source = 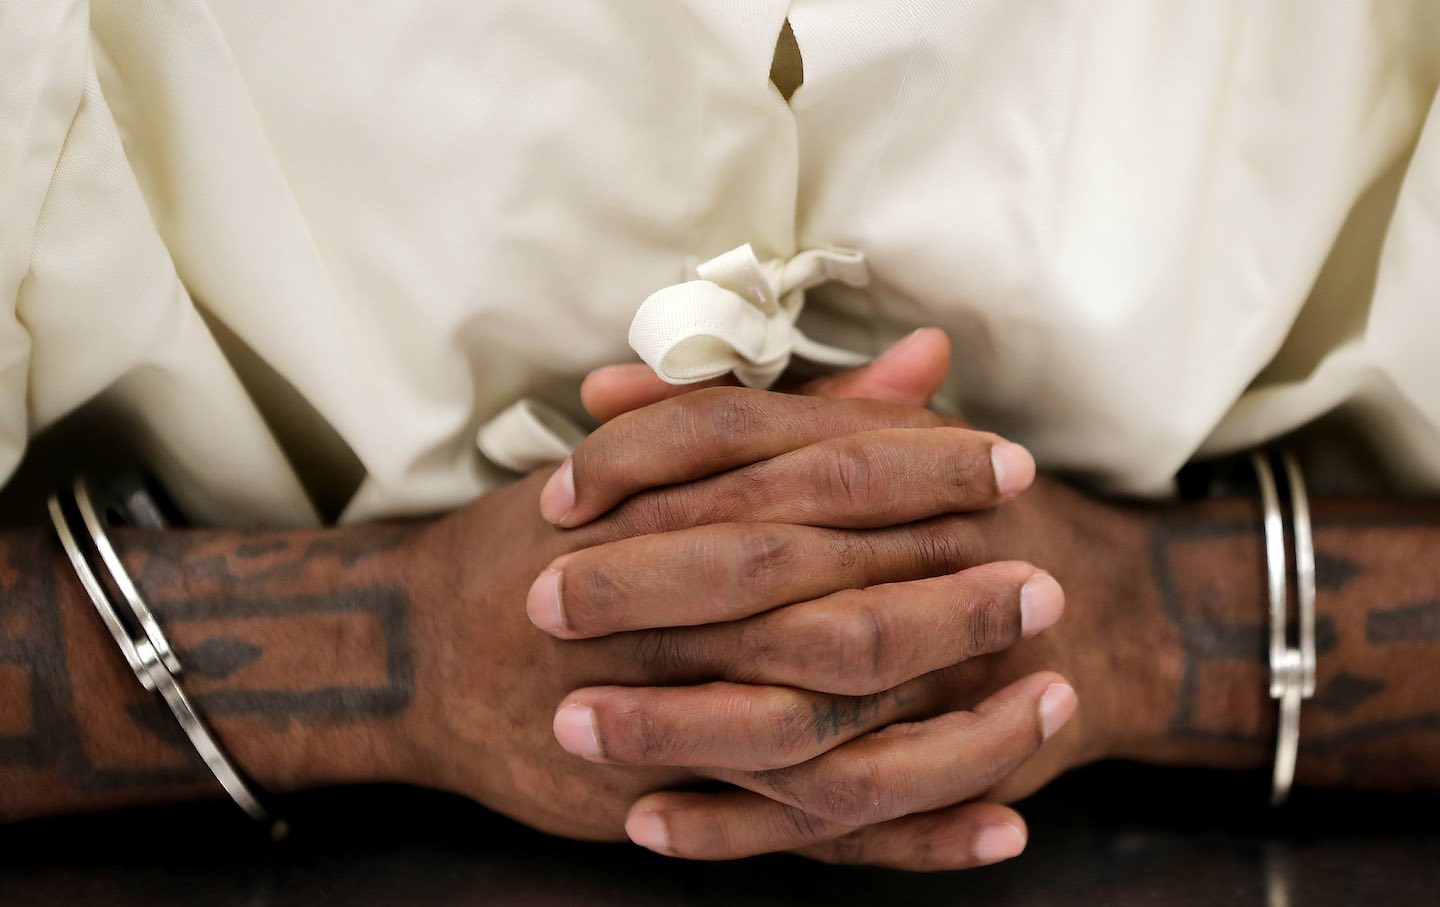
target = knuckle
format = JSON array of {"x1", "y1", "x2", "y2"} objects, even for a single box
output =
[
  {"x1": 729, "y1": 528, "x2": 794, "y2": 599},
  {"x1": 764, "y1": 697, "x2": 822, "y2": 766},
  {"x1": 840, "y1": 595, "x2": 895, "y2": 692},
  {"x1": 686, "y1": 389, "x2": 765, "y2": 453},
  {"x1": 940, "y1": 430, "x2": 996, "y2": 500},
  {"x1": 710, "y1": 462, "x2": 770, "y2": 521},
  {"x1": 722, "y1": 622, "x2": 771, "y2": 684},
  {"x1": 819, "y1": 440, "x2": 884, "y2": 512},
  {"x1": 814, "y1": 758, "x2": 891, "y2": 828},
  {"x1": 796, "y1": 596, "x2": 889, "y2": 695},
  {"x1": 689, "y1": 529, "x2": 784, "y2": 619},
  {"x1": 562, "y1": 562, "x2": 622, "y2": 634},
  {"x1": 829, "y1": 531, "x2": 869, "y2": 570},
  {"x1": 961, "y1": 588, "x2": 1021, "y2": 656},
  {"x1": 568, "y1": 434, "x2": 618, "y2": 503},
  {"x1": 611, "y1": 696, "x2": 671, "y2": 762}
]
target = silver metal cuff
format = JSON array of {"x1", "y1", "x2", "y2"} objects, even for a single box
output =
[
  {"x1": 49, "y1": 477, "x2": 285, "y2": 838},
  {"x1": 1250, "y1": 451, "x2": 1317, "y2": 806}
]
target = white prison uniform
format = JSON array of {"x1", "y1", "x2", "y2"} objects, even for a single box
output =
[{"x1": 3, "y1": 1, "x2": 1438, "y2": 526}]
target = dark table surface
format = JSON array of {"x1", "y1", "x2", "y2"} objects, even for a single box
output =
[{"x1": 2, "y1": 763, "x2": 1436, "y2": 906}]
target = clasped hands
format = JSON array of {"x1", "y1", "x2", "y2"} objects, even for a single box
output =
[{"x1": 409, "y1": 330, "x2": 1104, "y2": 872}]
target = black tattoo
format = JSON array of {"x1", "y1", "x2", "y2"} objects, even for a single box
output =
[
  {"x1": 179, "y1": 637, "x2": 264, "y2": 679},
  {"x1": 123, "y1": 703, "x2": 204, "y2": 760},
  {"x1": 0, "y1": 524, "x2": 416, "y2": 794},
  {"x1": 1310, "y1": 672, "x2": 1385, "y2": 716},
  {"x1": 1150, "y1": 511, "x2": 1440, "y2": 755},
  {"x1": 1149, "y1": 519, "x2": 1335, "y2": 744},
  {"x1": 233, "y1": 541, "x2": 289, "y2": 559},
  {"x1": 152, "y1": 589, "x2": 414, "y2": 730},
  {"x1": 0, "y1": 536, "x2": 198, "y2": 788},
  {"x1": 1314, "y1": 551, "x2": 1362, "y2": 592},
  {"x1": 0, "y1": 538, "x2": 86, "y2": 773},
  {"x1": 134, "y1": 524, "x2": 414, "y2": 591},
  {"x1": 810, "y1": 690, "x2": 911, "y2": 744},
  {"x1": 1367, "y1": 599, "x2": 1440, "y2": 644}
]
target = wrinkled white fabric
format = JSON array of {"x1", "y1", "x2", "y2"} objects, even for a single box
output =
[{"x1": 3, "y1": 1, "x2": 1439, "y2": 527}]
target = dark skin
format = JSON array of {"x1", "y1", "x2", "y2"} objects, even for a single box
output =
[
  {"x1": 6, "y1": 394, "x2": 1071, "y2": 860},
  {"x1": 2, "y1": 339, "x2": 1438, "y2": 870}
]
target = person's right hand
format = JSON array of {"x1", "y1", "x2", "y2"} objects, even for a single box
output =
[{"x1": 390, "y1": 384, "x2": 1077, "y2": 870}]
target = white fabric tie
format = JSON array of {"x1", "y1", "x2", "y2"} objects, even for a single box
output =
[
  {"x1": 628, "y1": 244, "x2": 872, "y2": 388},
  {"x1": 476, "y1": 244, "x2": 873, "y2": 471}
]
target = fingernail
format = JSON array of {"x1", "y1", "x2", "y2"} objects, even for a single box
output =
[
  {"x1": 526, "y1": 569, "x2": 567, "y2": 634},
  {"x1": 876, "y1": 327, "x2": 929, "y2": 363},
  {"x1": 1039, "y1": 682, "x2": 1078, "y2": 741},
  {"x1": 991, "y1": 442, "x2": 1036, "y2": 498},
  {"x1": 626, "y1": 810, "x2": 672, "y2": 854},
  {"x1": 973, "y1": 822, "x2": 1026, "y2": 865},
  {"x1": 540, "y1": 459, "x2": 576, "y2": 524},
  {"x1": 1020, "y1": 571, "x2": 1064, "y2": 637},
  {"x1": 553, "y1": 703, "x2": 602, "y2": 759}
]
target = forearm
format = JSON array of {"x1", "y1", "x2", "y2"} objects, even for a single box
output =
[
  {"x1": 0, "y1": 521, "x2": 420, "y2": 821},
  {"x1": 1114, "y1": 495, "x2": 1440, "y2": 790}
]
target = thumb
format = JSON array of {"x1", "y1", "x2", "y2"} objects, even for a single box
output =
[
  {"x1": 580, "y1": 365, "x2": 734, "y2": 422},
  {"x1": 579, "y1": 327, "x2": 953, "y2": 422},
  {"x1": 800, "y1": 327, "x2": 951, "y2": 404}
]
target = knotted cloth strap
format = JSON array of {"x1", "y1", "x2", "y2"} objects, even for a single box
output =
[
  {"x1": 476, "y1": 244, "x2": 873, "y2": 470},
  {"x1": 628, "y1": 244, "x2": 871, "y2": 388}
]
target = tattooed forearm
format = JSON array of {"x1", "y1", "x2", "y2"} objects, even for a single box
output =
[
  {"x1": 148, "y1": 589, "x2": 414, "y2": 726},
  {"x1": 182, "y1": 637, "x2": 263, "y2": 679},
  {"x1": 0, "y1": 521, "x2": 419, "y2": 820},
  {"x1": 1147, "y1": 500, "x2": 1440, "y2": 789},
  {"x1": 1367, "y1": 599, "x2": 1440, "y2": 644},
  {"x1": 0, "y1": 534, "x2": 89, "y2": 776}
]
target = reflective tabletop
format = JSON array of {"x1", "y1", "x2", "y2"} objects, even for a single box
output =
[{"x1": 2, "y1": 763, "x2": 1435, "y2": 906}]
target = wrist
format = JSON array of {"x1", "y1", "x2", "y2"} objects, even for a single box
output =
[
  {"x1": 1097, "y1": 498, "x2": 1274, "y2": 770},
  {"x1": 391, "y1": 508, "x2": 527, "y2": 807},
  {"x1": 115, "y1": 523, "x2": 427, "y2": 795}
]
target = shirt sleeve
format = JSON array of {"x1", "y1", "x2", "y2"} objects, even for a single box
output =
[
  {"x1": 1200, "y1": 76, "x2": 1440, "y2": 495},
  {"x1": 0, "y1": 0, "x2": 317, "y2": 525}
]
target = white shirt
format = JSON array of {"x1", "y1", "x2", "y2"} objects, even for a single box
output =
[{"x1": 5, "y1": 1, "x2": 1439, "y2": 526}]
